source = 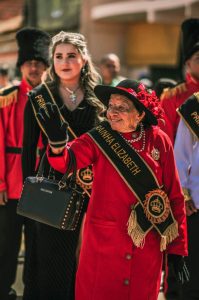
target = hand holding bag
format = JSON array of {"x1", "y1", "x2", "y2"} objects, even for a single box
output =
[{"x1": 17, "y1": 148, "x2": 85, "y2": 230}]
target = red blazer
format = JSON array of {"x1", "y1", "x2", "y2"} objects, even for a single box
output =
[
  {"x1": 0, "y1": 79, "x2": 32, "y2": 199},
  {"x1": 160, "y1": 73, "x2": 199, "y2": 144}
]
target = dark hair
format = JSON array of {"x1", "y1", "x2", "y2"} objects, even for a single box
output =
[
  {"x1": 154, "y1": 78, "x2": 177, "y2": 98},
  {"x1": 0, "y1": 66, "x2": 9, "y2": 76}
]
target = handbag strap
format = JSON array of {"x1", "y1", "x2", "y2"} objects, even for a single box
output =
[
  {"x1": 37, "y1": 148, "x2": 77, "y2": 189},
  {"x1": 58, "y1": 148, "x2": 77, "y2": 187}
]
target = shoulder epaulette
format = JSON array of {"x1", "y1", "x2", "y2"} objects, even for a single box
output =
[
  {"x1": 160, "y1": 82, "x2": 187, "y2": 101},
  {"x1": 0, "y1": 85, "x2": 19, "y2": 108}
]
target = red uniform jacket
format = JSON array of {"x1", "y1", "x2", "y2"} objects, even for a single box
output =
[
  {"x1": 0, "y1": 79, "x2": 32, "y2": 199},
  {"x1": 48, "y1": 126, "x2": 187, "y2": 300},
  {"x1": 160, "y1": 73, "x2": 199, "y2": 144}
]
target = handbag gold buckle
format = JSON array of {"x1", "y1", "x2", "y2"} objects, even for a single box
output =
[
  {"x1": 36, "y1": 176, "x2": 44, "y2": 183},
  {"x1": 58, "y1": 181, "x2": 67, "y2": 190}
]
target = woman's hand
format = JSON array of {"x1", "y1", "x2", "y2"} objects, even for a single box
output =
[{"x1": 36, "y1": 103, "x2": 68, "y2": 148}]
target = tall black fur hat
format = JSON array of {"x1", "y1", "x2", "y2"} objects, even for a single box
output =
[
  {"x1": 16, "y1": 27, "x2": 51, "y2": 67},
  {"x1": 181, "y1": 18, "x2": 199, "y2": 61}
]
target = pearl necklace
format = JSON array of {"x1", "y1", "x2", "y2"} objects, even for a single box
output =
[
  {"x1": 64, "y1": 85, "x2": 80, "y2": 104},
  {"x1": 129, "y1": 122, "x2": 144, "y2": 142},
  {"x1": 119, "y1": 124, "x2": 146, "y2": 153}
]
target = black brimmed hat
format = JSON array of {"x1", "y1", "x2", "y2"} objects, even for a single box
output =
[
  {"x1": 94, "y1": 79, "x2": 159, "y2": 125},
  {"x1": 181, "y1": 18, "x2": 199, "y2": 61},
  {"x1": 16, "y1": 27, "x2": 50, "y2": 67}
]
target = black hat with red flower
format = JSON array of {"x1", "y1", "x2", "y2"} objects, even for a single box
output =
[{"x1": 94, "y1": 79, "x2": 164, "y2": 126}]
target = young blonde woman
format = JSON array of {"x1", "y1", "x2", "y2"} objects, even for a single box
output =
[{"x1": 22, "y1": 31, "x2": 104, "y2": 300}]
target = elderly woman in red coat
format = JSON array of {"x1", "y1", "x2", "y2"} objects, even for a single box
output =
[{"x1": 37, "y1": 79, "x2": 188, "y2": 300}]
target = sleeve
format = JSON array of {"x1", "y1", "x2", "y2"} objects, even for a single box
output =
[
  {"x1": 22, "y1": 100, "x2": 41, "y2": 180},
  {"x1": 0, "y1": 86, "x2": 18, "y2": 190},
  {"x1": 47, "y1": 134, "x2": 98, "y2": 173},
  {"x1": 0, "y1": 110, "x2": 7, "y2": 191},
  {"x1": 159, "y1": 132, "x2": 187, "y2": 256},
  {"x1": 160, "y1": 95, "x2": 177, "y2": 145},
  {"x1": 174, "y1": 120, "x2": 193, "y2": 190}
]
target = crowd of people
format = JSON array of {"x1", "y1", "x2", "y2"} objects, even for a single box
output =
[{"x1": 0, "y1": 17, "x2": 198, "y2": 300}]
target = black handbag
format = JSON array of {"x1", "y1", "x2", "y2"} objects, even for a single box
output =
[{"x1": 17, "y1": 148, "x2": 85, "y2": 230}]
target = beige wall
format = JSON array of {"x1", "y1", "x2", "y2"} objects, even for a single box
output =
[
  {"x1": 80, "y1": 0, "x2": 199, "y2": 77},
  {"x1": 80, "y1": 0, "x2": 127, "y2": 75},
  {"x1": 126, "y1": 23, "x2": 180, "y2": 66}
]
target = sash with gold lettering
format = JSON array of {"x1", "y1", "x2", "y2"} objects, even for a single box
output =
[
  {"x1": 88, "y1": 121, "x2": 178, "y2": 251},
  {"x1": 29, "y1": 81, "x2": 93, "y2": 195},
  {"x1": 177, "y1": 92, "x2": 199, "y2": 139}
]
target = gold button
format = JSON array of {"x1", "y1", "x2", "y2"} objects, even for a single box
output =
[
  {"x1": 124, "y1": 279, "x2": 130, "y2": 285},
  {"x1": 125, "y1": 254, "x2": 132, "y2": 260}
]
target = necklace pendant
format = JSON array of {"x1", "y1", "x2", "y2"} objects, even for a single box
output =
[
  {"x1": 132, "y1": 133, "x2": 137, "y2": 138},
  {"x1": 70, "y1": 93, "x2": 76, "y2": 104}
]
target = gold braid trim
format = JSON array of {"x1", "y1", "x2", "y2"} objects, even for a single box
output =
[
  {"x1": 160, "y1": 83, "x2": 187, "y2": 100},
  {"x1": 0, "y1": 89, "x2": 18, "y2": 108},
  {"x1": 194, "y1": 92, "x2": 199, "y2": 102},
  {"x1": 160, "y1": 222, "x2": 179, "y2": 252}
]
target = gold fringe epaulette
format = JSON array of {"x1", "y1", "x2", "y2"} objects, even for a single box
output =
[
  {"x1": 0, "y1": 85, "x2": 19, "y2": 108},
  {"x1": 160, "y1": 82, "x2": 187, "y2": 101}
]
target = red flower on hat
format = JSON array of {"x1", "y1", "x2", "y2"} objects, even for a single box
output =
[{"x1": 137, "y1": 83, "x2": 165, "y2": 122}]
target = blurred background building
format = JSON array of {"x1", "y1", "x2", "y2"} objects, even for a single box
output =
[{"x1": 0, "y1": 0, "x2": 199, "y2": 82}]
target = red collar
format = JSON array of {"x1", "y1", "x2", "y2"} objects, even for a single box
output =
[
  {"x1": 20, "y1": 78, "x2": 34, "y2": 94},
  {"x1": 186, "y1": 72, "x2": 199, "y2": 86}
]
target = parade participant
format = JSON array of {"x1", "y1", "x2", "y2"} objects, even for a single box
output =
[
  {"x1": 40, "y1": 79, "x2": 188, "y2": 300},
  {"x1": 0, "y1": 65, "x2": 12, "y2": 88},
  {"x1": 0, "y1": 28, "x2": 50, "y2": 300},
  {"x1": 154, "y1": 77, "x2": 184, "y2": 300},
  {"x1": 22, "y1": 31, "x2": 104, "y2": 299},
  {"x1": 174, "y1": 93, "x2": 199, "y2": 300},
  {"x1": 160, "y1": 18, "x2": 199, "y2": 144},
  {"x1": 99, "y1": 52, "x2": 125, "y2": 86}
]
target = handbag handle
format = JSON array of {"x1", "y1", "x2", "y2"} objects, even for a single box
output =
[
  {"x1": 36, "y1": 148, "x2": 77, "y2": 190},
  {"x1": 58, "y1": 148, "x2": 77, "y2": 189}
]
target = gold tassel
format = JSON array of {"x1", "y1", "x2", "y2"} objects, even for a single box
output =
[
  {"x1": 160, "y1": 235, "x2": 167, "y2": 252},
  {"x1": 127, "y1": 207, "x2": 146, "y2": 248},
  {"x1": 160, "y1": 222, "x2": 179, "y2": 252},
  {"x1": 127, "y1": 206, "x2": 137, "y2": 232},
  {"x1": 0, "y1": 91, "x2": 17, "y2": 108}
]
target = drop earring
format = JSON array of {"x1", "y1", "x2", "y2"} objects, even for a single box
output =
[{"x1": 81, "y1": 66, "x2": 86, "y2": 75}]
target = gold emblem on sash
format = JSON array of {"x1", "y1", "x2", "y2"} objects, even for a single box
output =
[
  {"x1": 151, "y1": 148, "x2": 160, "y2": 161},
  {"x1": 76, "y1": 166, "x2": 93, "y2": 190},
  {"x1": 143, "y1": 189, "x2": 170, "y2": 224}
]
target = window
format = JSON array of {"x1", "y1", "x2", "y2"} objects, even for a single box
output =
[{"x1": 37, "y1": 0, "x2": 81, "y2": 31}]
